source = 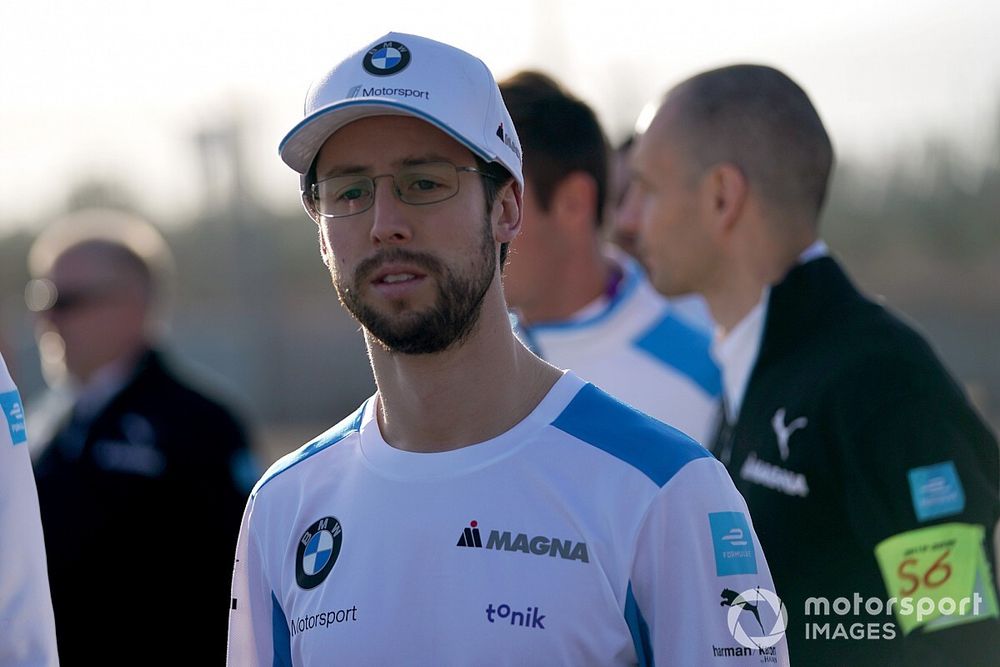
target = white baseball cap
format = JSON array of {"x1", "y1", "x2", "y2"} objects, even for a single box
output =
[{"x1": 279, "y1": 32, "x2": 523, "y2": 189}]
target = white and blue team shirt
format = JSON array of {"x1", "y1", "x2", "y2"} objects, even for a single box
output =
[
  {"x1": 228, "y1": 372, "x2": 787, "y2": 666},
  {"x1": 513, "y1": 253, "x2": 721, "y2": 444},
  {"x1": 0, "y1": 353, "x2": 59, "y2": 667}
]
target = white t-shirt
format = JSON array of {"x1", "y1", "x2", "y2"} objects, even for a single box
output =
[
  {"x1": 514, "y1": 255, "x2": 721, "y2": 444},
  {"x1": 228, "y1": 373, "x2": 786, "y2": 666},
  {"x1": 0, "y1": 353, "x2": 59, "y2": 667}
]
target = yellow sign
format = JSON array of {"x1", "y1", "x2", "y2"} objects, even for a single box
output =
[{"x1": 875, "y1": 523, "x2": 998, "y2": 635}]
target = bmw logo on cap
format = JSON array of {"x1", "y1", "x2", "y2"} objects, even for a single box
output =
[
  {"x1": 363, "y1": 40, "x2": 411, "y2": 76},
  {"x1": 295, "y1": 516, "x2": 343, "y2": 589}
]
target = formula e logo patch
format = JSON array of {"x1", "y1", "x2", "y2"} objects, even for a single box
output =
[
  {"x1": 296, "y1": 516, "x2": 343, "y2": 589},
  {"x1": 708, "y1": 512, "x2": 757, "y2": 576},
  {"x1": 363, "y1": 41, "x2": 411, "y2": 76},
  {"x1": 0, "y1": 390, "x2": 27, "y2": 445}
]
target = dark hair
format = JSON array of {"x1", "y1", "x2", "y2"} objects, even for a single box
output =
[
  {"x1": 499, "y1": 71, "x2": 608, "y2": 227},
  {"x1": 669, "y1": 64, "x2": 834, "y2": 219}
]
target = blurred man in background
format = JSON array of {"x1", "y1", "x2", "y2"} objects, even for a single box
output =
[
  {"x1": 26, "y1": 208, "x2": 257, "y2": 665},
  {"x1": 499, "y1": 71, "x2": 720, "y2": 443},
  {"x1": 1, "y1": 349, "x2": 58, "y2": 666},
  {"x1": 608, "y1": 135, "x2": 643, "y2": 262},
  {"x1": 620, "y1": 63, "x2": 1000, "y2": 665}
]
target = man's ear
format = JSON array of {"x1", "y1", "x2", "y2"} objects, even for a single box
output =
[
  {"x1": 551, "y1": 171, "x2": 598, "y2": 233},
  {"x1": 704, "y1": 162, "x2": 748, "y2": 234},
  {"x1": 493, "y1": 180, "x2": 523, "y2": 244}
]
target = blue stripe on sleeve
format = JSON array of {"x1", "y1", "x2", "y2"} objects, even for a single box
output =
[
  {"x1": 634, "y1": 313, "x2": 721, "y2": 396},
  {"x1": 551, "y1": 384, "x2": 711, "y2": 487},
  {"x1": 625, "y1": 582, "x2": 653, "y2": 667},
  {"x1": 271, "y1": 592, "x2": 293, "y2": 667},
  {"x1": 255, "y1": 401, "x2": 367, "y2": 494}
]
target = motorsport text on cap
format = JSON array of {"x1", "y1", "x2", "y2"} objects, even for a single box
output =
[{"x1": 279, "y1": 32, "x2": 523, "y2": 189}]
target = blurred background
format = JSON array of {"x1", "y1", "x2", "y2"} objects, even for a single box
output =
[{"x1": 2, "y1": 0, "x2": 998, "y2": 466}]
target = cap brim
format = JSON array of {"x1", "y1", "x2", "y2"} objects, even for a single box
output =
[{"x1": 279, "y1": 100, "x2": 494, "y2": 175}]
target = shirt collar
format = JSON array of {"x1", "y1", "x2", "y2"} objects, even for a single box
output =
[
  {"x1": 799, "y1": 239, "x2": 829, "y2": 264},
  {"x1": 712, "y1": 290, "x2": 769, "y2": 422}
]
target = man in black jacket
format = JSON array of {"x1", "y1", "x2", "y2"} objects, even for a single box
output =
[
  {"x1": 619, "y1": 65, "x2": 999, "y2": 664},
  {"x1": 27, "y1": 209, "x2": 257, "y2": 665}
]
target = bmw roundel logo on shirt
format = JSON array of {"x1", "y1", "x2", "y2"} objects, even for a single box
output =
[
  {"x1": 296, "y1": 516, "x2": 343, "y2": 589},
  {"x1": 363, "y1": 41, "x2": 411, "y2": 76}
]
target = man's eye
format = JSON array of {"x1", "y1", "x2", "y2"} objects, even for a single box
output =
[
  {"x1": 335, "y1": 183, "x2": 371, "y2": 201},
  {"x1": 340, "y1": 187, "x2": 366, "y2": 201},
  {"x1": 409, "y1": 178, "x2": 445, "y2": 192}
]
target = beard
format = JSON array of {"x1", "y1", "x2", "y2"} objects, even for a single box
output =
[{"x1": 334, "y1": 218, "x2": 496, "y2": 355}]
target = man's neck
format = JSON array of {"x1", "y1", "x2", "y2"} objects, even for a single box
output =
[
  {"x1": 369, "y1": 289, "x2": 561, "y2": 453},
  {"x1": 708, "y1": 229, "x2": 819, "y2": 334},
  {"x1": 519, "y1": 242, "x2": 610, "y2": 325},
  {"x1": 705, "y1": 272, "x2": 768, "y2": 336}
]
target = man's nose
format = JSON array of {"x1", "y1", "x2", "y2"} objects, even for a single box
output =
[
  {"x1": 615, "y1": 184, "x2": 641, "y2": 235},
  {"x1": 369, "y1": 177, "x2": 413, "y2": 246}
]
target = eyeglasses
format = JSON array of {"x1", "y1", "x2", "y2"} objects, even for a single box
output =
[
  {"x1": 305, "y1": 161, "x2": 496, "y2": 219},
  {"x1": 24, "y1": 278, "x2": 121, "y2": 314}
]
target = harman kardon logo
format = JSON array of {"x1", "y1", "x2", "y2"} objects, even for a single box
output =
[{"x1": 456, "y1": 520, "x2": 589, "y2": 562}]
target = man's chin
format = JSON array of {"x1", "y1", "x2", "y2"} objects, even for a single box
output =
[
  {"x1": 365, "y1": 325, "x2": 459, "y2": 356},
  {"x1": 649, "y1": 272, "x2": 685, "y2": 299},
  {"x1": 353, "y1": 307, "x2": 446, "y2": 354}
]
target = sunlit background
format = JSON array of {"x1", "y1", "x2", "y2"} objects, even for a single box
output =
[{"x1": 2, "y1": 0, "x2": 998, "y2": 463}]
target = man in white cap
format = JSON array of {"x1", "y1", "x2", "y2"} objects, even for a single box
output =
[{"x1": 227, "y1": 33, "x2": 786, "y2": 666}]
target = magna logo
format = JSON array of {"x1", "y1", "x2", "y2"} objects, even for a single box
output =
[{"x1": 456, "y1": 520, "x2": 589, "y2": 563}]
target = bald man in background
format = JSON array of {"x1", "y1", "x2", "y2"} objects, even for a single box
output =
[
  {"x1": 620, "y1": 64, "x2": 1000, "y2": 665},
  {"x1": 27, "y1": 209, "x2": 257, "y2": 665}
]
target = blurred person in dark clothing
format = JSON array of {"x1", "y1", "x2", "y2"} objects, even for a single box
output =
[
  {"x1": 619, "y1": 63, "x2": 1000, "y2": 665},
  {"x1": 26, "y1": 208, "x2": 258, "y2": 666}
]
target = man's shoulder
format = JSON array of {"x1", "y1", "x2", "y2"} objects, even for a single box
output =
[
  {"x1": 252, "y1": 402, "x2": 367, "y2": 497},
  {"x1": 770, "y1": 259, "x2": 943, "y2": 372},
  {"x1": 564, "y1": 256, "x2": 720, "y2": 397},
  {"x1": 550, "y1": 382, "x2": 713, "y2": 487},
  {"x1": 124, "y1": 350, "x2": 247, "y2": 426},
  {"x1": 820, "y1": 296, "x2": 944, "y2": 380},
  {"x1": 626, "y1": 288, "x2": 720, "y2": 398}
]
